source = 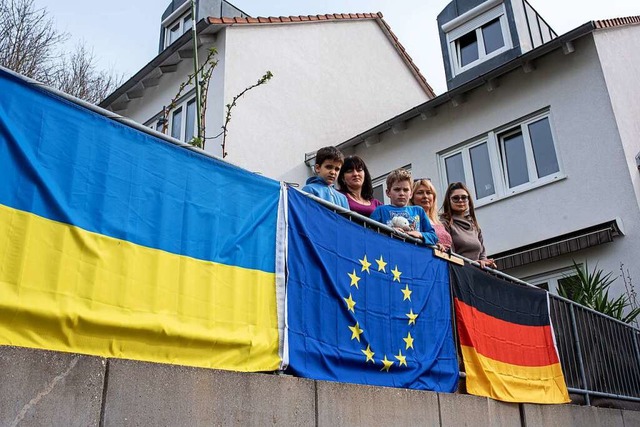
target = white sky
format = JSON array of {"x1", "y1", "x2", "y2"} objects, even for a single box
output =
[{"x1": 42, "y1": 0, "x2": 638, "y2": 94}]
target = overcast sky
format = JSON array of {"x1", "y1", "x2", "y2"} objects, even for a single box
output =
[{"x1": 43, "y1": 0, "x2": 638, "y2": 94}]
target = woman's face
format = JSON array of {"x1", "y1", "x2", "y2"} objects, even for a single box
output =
[
  {"x1": 343, "y1": 167, "x2": 365, "y2": 190},
  {"x1": 449, "y1": 188, "x2": 469, "y2": 214},
  {"x1": 413, "y1": 185, "x2": 434, "y2": 211}
]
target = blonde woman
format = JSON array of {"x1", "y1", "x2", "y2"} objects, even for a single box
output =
[{"x1": 411, "y1": 178, "x2": 452, "y2": 251}]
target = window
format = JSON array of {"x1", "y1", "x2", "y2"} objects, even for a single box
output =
[
  {"x1": 164, "y1": 12, "x2": 193, "y2": 48},
  {"x1": 372, "y1": 165, "x2": 412, "y2": 204},
  {"x1": 524, "y1": 266, "x2": 581, "y2": 296},
  {"x1": 439, "y1": 112, "x2": 563, "y2": 205},
  {"x1": 168, "y1": 97, "x2": 197, "y2": 142},
  {"x1": 446, "y1": 4, "x2": 511, "y2": 76}
]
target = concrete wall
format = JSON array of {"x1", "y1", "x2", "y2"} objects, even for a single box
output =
[{"x1": 2, "y1": 345, "x2": 638, "y2": 426}]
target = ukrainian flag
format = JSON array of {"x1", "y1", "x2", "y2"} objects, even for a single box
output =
[{"x1": 0, "y1": 68, "x2": 283, "y2": 371}]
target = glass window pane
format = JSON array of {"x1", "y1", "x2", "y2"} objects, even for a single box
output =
[
  {"x1": 155, "y1": 121, "x2": 163, "y2": 132},
  {"x1": 502, "y1": 130, "x2": 529, "y2": 188},
  {"x1": 185, "y1": 99, "x2": 196, "y2": 142},
  {"x1": 445, "y1": 153, "x2": 466, "y2": 186},
  {"x1": 458, "y1": 31, "x2": 479, "y2": 67},
  {"x1": 372, "y1": 184, "x2": 385, "y2": 204},
  {"x1": 482, "y1": 18, "x2": 505, "y2": 54},
  {"x1": 183, "y1": 14, "x2": 192, "y2": 33},
  {"x1": 169, "y1": 23, "x2": 181, "y2": 45},
  {"x1": 171, "y1": 107, "x2": 182, "y2": 140},
  {"x1": 469, "y1": 142, "x2": 495, "y2": 199},
  {"x1": 529, "y1": 117, "x2": 559, "y2": 178}
]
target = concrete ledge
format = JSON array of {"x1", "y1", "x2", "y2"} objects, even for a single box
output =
[
  {"x1": 102, "y1": 359, "x2": 316, "y2": 426},
  {"x1": 316, "y1": 380, "x2": 440, "y2": 426},
  {"x1": 438, "y1": 392, "x2": 520, "y2": 426},
  {"x1": 522, "y1": 403, "x2": 624, "y2": 425},
  {"x1": 0, "y1": 345, "x2": 105, "y2": 427}
]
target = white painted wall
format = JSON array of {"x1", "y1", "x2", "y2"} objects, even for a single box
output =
[
  {"x1": 594, "y1": 25, "x2": 640, "y2": 213},
  {"x1": 221, "y1": 20, "x2": 430, "y2": 183},
  {"x1": 347, "y1": 32, "x2": 640, "y2": 297}
]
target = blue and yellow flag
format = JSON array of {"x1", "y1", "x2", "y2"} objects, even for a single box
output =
[
  {"x1": 0, "y1": 68, "x2": 283, "y2": 371},
  {"x1": 285, "y1": 189, "x2": 459, "y2": 391}
]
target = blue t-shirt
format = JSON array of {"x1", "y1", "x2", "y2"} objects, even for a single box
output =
[{"x1": 370, "y1": 205, "x2": 438, "y2": 245}]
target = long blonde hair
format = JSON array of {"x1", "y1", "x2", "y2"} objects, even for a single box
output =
[{"x1": 410, "y1": 179, "x2": 440, "y2": 224}]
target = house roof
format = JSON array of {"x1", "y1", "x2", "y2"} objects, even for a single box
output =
[
  {"x1": 313, "y1": 15, "x2": 640, "y2": 163},
  {"x1": 100, "y1": 12, "x2": 435, "y2": 109}
]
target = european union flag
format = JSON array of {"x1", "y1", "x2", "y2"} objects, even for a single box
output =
[{"x1": 286, "y1": 189, "x2": 459, "y2": 391}]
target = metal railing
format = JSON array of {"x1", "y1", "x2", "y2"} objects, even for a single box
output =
[{"x1": 301, "y1": 188, "x2": 640, "y2": 405}]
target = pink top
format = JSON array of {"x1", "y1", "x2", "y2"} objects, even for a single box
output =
[
  {"x1": 433, "y1": 223, "x2": 453, "y2": 249},
  {"x1": 342, "y1": 193, "x2": 383, "y2": 217}
]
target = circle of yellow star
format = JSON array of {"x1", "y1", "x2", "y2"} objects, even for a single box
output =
[
  {"x1": 380, "y1": 355, "x2": 394, "y2": 372},
  {"x1": 406, "y1": 309, "x2": 418, "y2": 325},
  {"x1": 403, "y1": 332, "x2": 414, "y2": 350},
  {"x1": 343, "y1": 294, "x2": 356, "y2": 312},
  {"x1": 362, "y1": 344, "x2": 375, "y2": 363},
  {"x1": 359, "y1": 255, "x2": 372, "y2": 274},
  {"x1": 395, "y1": 349, "x2": 407, "y2": 367},
  {"x1": 375, "y1": 256, "x2": 387, "y2": 272},
  {"x1": 349, "y1": 322, "x2": 364, "y2": 341},
  {"x1": 391, "y1": 265, "x2": 402, "y2": 282},
  {"x1": 401, "y1": 284, "x2": 412, "y2": 301},
  {"x1": 347, "y1": 270, "x2": 361, "y2": 289}
]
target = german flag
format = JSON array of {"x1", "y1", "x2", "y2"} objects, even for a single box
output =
[{"x1": 450, "y1": 264, "x2": 570, "y2": 404}]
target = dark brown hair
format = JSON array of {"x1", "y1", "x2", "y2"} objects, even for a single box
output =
[
  {"x1": 441, "y1": 182, "x2": 480, "y2": 231},
  {"x1": 315, "y1": 146, "x2": 344, "y2": 167},
  {"x1": 337, "y1": 155, "x2": 374, "y2": 200}
]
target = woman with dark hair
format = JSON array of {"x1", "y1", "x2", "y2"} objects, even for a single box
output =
[
  {"x1": 337, "y1": 155, "x2": 382, "y2": 217},
  {"x1": 440, "y1": 182, "x2": 496, "y2": 269}
]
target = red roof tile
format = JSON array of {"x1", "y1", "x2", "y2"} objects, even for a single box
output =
[
  {"x1": 206, "y1": 12, "x2": 435, "y2": 98},
  {"x1": 594, "y1": 15, "x2": 640, "y2": 29}
]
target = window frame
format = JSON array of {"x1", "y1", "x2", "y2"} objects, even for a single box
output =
[
  {"x1": 438, "y1": 111, "x2": 564, "y2": 207},
  {"x1": 523, "y1": 265, "x2": 582, "y2": 296},
  {"x1": 144, "y1": 95, "x2": 197, "y2": 143},
  {"x1": 446, "y1": 3, "x2": 512, "y2": 76},
  {"x1": 163, "y1": 9, "x2": 193, "y2": 49}
]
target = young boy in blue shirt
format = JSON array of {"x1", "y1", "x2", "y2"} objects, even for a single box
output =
[
  {"x1": 370, "y1": 169, "x2": 438, "y2": 245},
  {"x1": 302, "y1": 146, "x2": 349, "y2": 209}
]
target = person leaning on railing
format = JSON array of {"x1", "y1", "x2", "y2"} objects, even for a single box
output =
[
  {"x1": 410, "y1": 178, "x2": 452, "y2": 252},
  {"x1": 440, "y1": 182, "x2": 496, "y2": 269}
]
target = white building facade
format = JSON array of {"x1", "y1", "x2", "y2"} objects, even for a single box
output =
[{"x1": 100, "y1": 0, "x2": 433, "y2": 185}]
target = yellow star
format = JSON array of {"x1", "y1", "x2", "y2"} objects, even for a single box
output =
[
  {"x1": 380, "y1": 355, "x2": 394, "y2": 372},
  {"x1": 406, "y1": 309, "x2": 418, "y2": 325},
  {"x1": 348, "y1": 270, "x2": 361, "y2": 289},
  {"x1": 403, "y1": 332, "x2": 414, "y2": 350},
  {"x1": 375, "y1": 256, "x2": 387, "y2": 272},
  {"x1": 359, "y1": 255, "x2": 372, "y2": 273},
  {"x1": 395, "y1": 349, "x2": 407, "y2": 367},
  {"x1": 361, "y1": 344, "x2": 375, "y2": 363},
  {"x1": 349, "y1": 322, "x2": 363, "y2": 342},
  {"x1": 391, "y1": 265, "x2": 402, "y2": 282},
  {"x1": 401, "y1": 284, "x2": 412, "y2": 301},
  {"x1": 343, "y1": 294, "x2": 356, "y2": 313}
]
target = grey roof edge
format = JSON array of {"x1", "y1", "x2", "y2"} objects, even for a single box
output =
[
  {"x1": 99, "y1": 18, "x2": 213, "y2": 108},
  {"x1": 320, "y1": 21, "x2": 599, "y2": 160}
]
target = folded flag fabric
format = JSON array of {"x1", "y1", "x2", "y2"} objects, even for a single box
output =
[
  {"x1": 285, "y1": 189, "x2": 459, "y2": 391},
  {"x1": 450, "y1": 263, "x2": 570, "y2": 403},
  {"x1": 0, "y1": 68, "x2": 283, "y2": 371}
]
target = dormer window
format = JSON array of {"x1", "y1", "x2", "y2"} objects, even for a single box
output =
[
  {"x1": 444, "y1": 1, "x2": 511, "y2": 76},
  {"x1": 165, "y1": 12, "x2": 193, "y2": 48}
]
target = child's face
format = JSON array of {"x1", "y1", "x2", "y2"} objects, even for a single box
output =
[
  {"x1": 314, "y1": 160, "x2": 342, "y2": 185},
  {"x1": 386, "y1": 180, "x2": 412, "y2": 207}
]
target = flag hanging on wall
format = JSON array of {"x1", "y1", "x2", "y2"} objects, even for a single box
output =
[
  {"x1": 450, "y1": 263, "x2": 570, "y2": 403},
  {"x1": 0, "y1": 68, "x2": 283, "y2": 371},
  {"x1": 285, "y1": 189, "x2": 459, "y2": 391}
]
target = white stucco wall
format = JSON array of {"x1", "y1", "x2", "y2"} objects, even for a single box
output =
[
  {"x1": 346, "y1": 33, "x2": 640, "y2": 297},
  {"x1": 593, "y1": 24, "x2": 640, "y2": 213},
  {"x1": 220, "y1": 20, "x2": 430, "y2": 183}
]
